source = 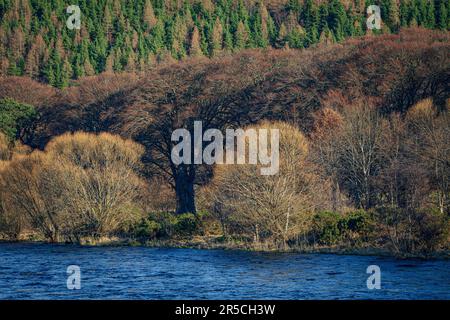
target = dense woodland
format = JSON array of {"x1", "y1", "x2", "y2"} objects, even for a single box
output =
[
  {"x1": 0, "y1": 0, "x2": 449, "y2": 87},
  {"x1": 0, "y1": 1, "x2": 449, "y2": 256}
]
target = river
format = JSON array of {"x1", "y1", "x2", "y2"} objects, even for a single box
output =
[{"x1": 0, "y1": 243, "x2": 448, "y2": 299}]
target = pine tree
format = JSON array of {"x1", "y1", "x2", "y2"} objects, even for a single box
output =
[
  {"x1": 276, "y1": 23, "x2": 288, "y2": 48},
  {"x1": 303, "y1": 0, "x2": 319, "y2": 45},
  {"x1": 286, "y1": 0, "x2": 301, "y2": 13},
  {"x1": 143, "y1": 0, "x2": 157, "y2": 30},
  {"x1": 125, "y1": 50, "x2": 136, "y2": 71},
  {"x1": 287, "y1": 25, "x2": 306, "y2": 48},
  {"x1": 319, "y1": 26, "x2": 335, "y2": 45},
  {"x1": 399, "y1": 0, "x2": 409, "y2": 27},
  {"x1": 259, "y1": 1, "x2": 270, "y2": 43},
  {"x1": 0, "y1": 57, "x2": 9, "y2": 76},
  {"x1": 60, "y1": 57, "x2": 72, "y2": 88},
  {"x1": 189, "y1": 26, "x2": 203, "y2": 57},
  {"x1": 266, "y1": 15, "x2": 277, "y2": 46},
  {"x1": 211, "y1": 17, "x2": 223, "y2": 56},
  {"x1": 381, "y1": 0, "x2": 400, "y2": 31},
  {"x1": 171, "y1": 15, "x2": 188, "y2": 59},
  {"x1": 83, "y1": 57, "x2": 95, "y2": 76},
  {"x1": 150, "y1": 20, "x2": 166, "y2": 54},
  {"x1": 234, "y1": 21, "x2": 249, "y2": 50},
  {"x1": 25, "y1": 34, "x2": 45, "y2": 78},
  {"x1": 222, "y1": 26, "x2": 234, "y2": 52},
  {"x1": 105, "y1": 53, "x2": 114, "y2": 73},
  {"x1": 328, "y1": 0, "x2": 347, "y2": 41},
  {"x1": 425, "y1": 0, "x2": 436, "y2": 28},
  {"x1": 437, "y1": 0, "x2": 448, "y2": 30},
  {"x1": 103, "y1": 2, "x2": 113, "y2": 42}
]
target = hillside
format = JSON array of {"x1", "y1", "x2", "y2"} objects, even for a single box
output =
[
  {"x1": 0, "y1": 27, "x2": 446, "y2": 147},
  {"x1": 0, "y1": 25, "x2": 449, "y2": 254},
  {"x1": 0, "y1": 0, "x2": 448, "y2": 88}
]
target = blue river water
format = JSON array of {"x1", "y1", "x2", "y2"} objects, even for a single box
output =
[{"x1": 0, "y1": 243, "x2": 448, "y2": 299}]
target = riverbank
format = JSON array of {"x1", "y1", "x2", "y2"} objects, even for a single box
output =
[{"x1": 2, "y1": 234, "x2": 449, "y2": 260}]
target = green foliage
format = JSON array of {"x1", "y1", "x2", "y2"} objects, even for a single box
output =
[
  {"x1": 0, "y1": 0, "x2": 444, "y2": 87},
  {"x1": 131, "y1": 212, "x2": 202, "y2": 240},
  {"x1": 312, "y1": 210, "x2": 375, "y2": 246},
  {"x1": 133, "y1": 218, "x2": 161, "y2": 239},
  {"x1": 173, "y1": 213, "x2": 200, "y2": 237},
  {"x1": 312, "y1": 211, "x2": 342, "y2": 245},
  {"x1": 0, "y1": 98, "x2": 37, "y2": 141}
]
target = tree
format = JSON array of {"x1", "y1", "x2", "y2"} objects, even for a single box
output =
[
  {"x1": 311, "y1": 107, "x2": 345, "y2": 212},
  {"x1": 337, "y1": 103, "x2": 385, "y2": 209},
  {"x1": 211, "y1": 17, "x2": 223, "y2": 56},
  {"x1": 189, "y1": 26, "x2": 203, "y2": 57},
  {"x1": 437, "y1": 0, "x2": 448, "y2": 30},
  {"x1": 116, "y1": 55, "x2": 275, "y2": 214},
  {"x1": 143, "y1": 0, "x2": 158, "y2": 30},
  {"x1": 234, "y1": 21, "x2": 249, "y2": 50},
  {"x1": 205, "y1": 121, "x2": 320, "y2": 247},
  {"x1": 0, "y1": 98, "x2": 36, "y2": 141},
  {"x1": 405, "y1": 99, "x2": 449, "y2": 214},
  {"x1": 1, "y1": 132, "x2": 146, "y2": 242}
]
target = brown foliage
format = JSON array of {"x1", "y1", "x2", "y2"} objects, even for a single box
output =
[
  {"x1": 0, "y1": 132, "x2": 146, "y2": 242},
  {"x1": 202, "y1": 121, "x2": 322, "y2": 246}
]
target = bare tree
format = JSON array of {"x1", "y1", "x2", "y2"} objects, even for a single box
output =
[
  {"x1": 1, "y1": 132, "x2": 146, "y2": 242},
  {"x1": 405, "y1": 99, "x2": 449, "y2": 214},
  {"x1": 337, "y1": 102, "x2": 385, "y2": 209},
  {"x1": 204, "y1": 121, "x2": 321, "y2": 247}
]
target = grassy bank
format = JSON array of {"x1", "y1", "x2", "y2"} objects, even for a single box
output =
[{"x1": 2, "y1": 233, "x2": 449, "y2": 260}]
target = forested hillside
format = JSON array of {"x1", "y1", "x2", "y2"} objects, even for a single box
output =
[{"x1": 0, "y1": 0, "x2": 449, "y2": 87}]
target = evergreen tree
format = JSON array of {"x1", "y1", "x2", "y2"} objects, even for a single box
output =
[
  {"x1": 399, "y1": 0, "x2": 410, "y2": 27},
  {"x1": 0, "y1": 0, "x2": 445, "y2": 87},
  {"x1": 425, "y1": 0, "x2": 436, "y2": 28},
  {"x1": 211, "y1": 17, "x2": 223, "y2": 56},
  {"x1": 437, "y1": 0, "x2": 448, "y2": 29},
  {"x1": 276, "y1": 23, "x2": 288, "y2": 48},
  {"x1": 234, "y1": 20, "x2": 249, "y2": 50},
  {"x1": 189, "y1": 25, "x2": 203, "y2": 57},
  {"x1": 150, "y1": 20, "x2": 166, "y2": 54},
  {"x1": 302, "y1": 0, "x2": 319, "y2": 45},
  {"x1": 143, "y1": 0, "x2": 157, "y2": 30},
  {"x1": 319, "y1": 26, "x2": 335, "y2": 45}
]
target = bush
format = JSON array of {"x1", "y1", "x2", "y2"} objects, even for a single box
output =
[
  {"x1": 312, "y1": 211, "x2": 342, "y2": 245},
  {"x1": 311, "y1": 210, "x2": 375, "y2": 246},
  {"x1": 173, "y1": 213, "x2": 200, "y2": 237},
  {"x1": 130, "y1": 212, "x2": 204, "y2": 240},
  {"x1": 132, "y1": 218, "x2": 161, "y2": 239},
  {"x1": 340, "y1": 210, "x2": 374, "y2": 244},
  {"x1": 373, "y1": 207, "x2": 449, "y2": 254}
]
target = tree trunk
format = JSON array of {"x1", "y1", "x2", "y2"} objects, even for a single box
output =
[{"x1": 174, "y1": 165, "x2": 196, "y2": 214}]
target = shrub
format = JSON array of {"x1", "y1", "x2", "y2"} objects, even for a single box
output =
[
  {"x1": 133, "y1": 218, "x2": 161, "y2": 239},
  {"x1": 340, "y1": 210, "x2": 375, "y2": 244},
  {"x1": 312, "y1": 211, "x2": 342, "y2": 245},
  {"x1": 173, "y1": 213, "x2": 200, "y2": 238},
  {"x1": 374, "y1": 207, "x2": 449, "y2": 254},
  {"x1": 130, "y1": 212, "x2": 202, "y2": 240}
]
